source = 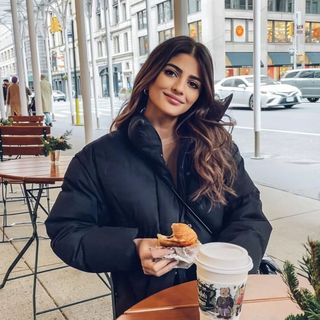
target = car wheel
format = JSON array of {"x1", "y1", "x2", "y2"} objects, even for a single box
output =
[
  {"x1": 307, "y1": 98, "x2": 319, "y2": 103},
  {"x1": 249, "y1": 95, "x2": 254, "y2": 110},
  {"x1": 284, "y1": 105, "x2": 293, "y2": 109}
]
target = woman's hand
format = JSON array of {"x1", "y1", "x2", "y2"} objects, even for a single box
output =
[{"x1": 134, "y1": 238, "x2": 178, "y2": 277}]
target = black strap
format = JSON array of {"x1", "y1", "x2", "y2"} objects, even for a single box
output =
[{"x1": 169, "y1": 186, "x2": 213, "y2": 236}]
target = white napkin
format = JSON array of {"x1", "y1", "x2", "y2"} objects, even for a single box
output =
[{"x1": 164, "y1": 241, "x2": 201, "y2": 269}]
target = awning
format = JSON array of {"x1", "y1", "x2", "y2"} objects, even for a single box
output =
[
  {"x1": 305, "y1": 52, "x2": 320, "y2": 65},
  {"x1": 226, "y1": 52, "x2": 253, "y2": 67},
  {"x1": 268, "y1": 52, "x2": 291, "y2": 66},
  {"x1": 225, "y1": 52, "x2": 264, "y2": 68}
]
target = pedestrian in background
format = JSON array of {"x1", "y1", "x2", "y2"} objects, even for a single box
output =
[
  {"x1": 40, "y1": 74, "x2": 53, "y2": 126},
  {"x1": 2, "y1": 79, "x2": 9, "y2": 104},
  {"x1": 6, "y1": 76, "x2": 20, "y2": 116}
]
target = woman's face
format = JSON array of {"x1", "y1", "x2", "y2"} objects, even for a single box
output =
[{"x1": 145, "y1": 53, "x2": 202, "y2": 122}]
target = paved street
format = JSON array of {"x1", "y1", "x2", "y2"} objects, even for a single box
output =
[{"x1": 229, "y1": 100, "x2": 320, "y2": 200}]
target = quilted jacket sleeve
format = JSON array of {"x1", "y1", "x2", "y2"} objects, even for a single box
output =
[
  {"x1": 217, "y1": 144, "x2": 272, "y2": 273},
  {"x1": 45, "y1": 149, "x2": 140, "y2": 273}
]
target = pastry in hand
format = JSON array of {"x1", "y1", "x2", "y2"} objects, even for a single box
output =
[{"x1": 157, "y1": 223, "x2": 198, "y2": 247}]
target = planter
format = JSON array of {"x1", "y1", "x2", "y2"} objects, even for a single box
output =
[{"x1": 49, "y1": 150, "x2": 60, "y2": 163}]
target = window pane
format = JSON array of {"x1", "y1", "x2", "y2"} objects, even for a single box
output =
[
  {"x1": 189, "y1": 21, "x2": 201, "y2": 41},
  {"x1": 299, "y1": 71, "x2": 314, "y2": 78},
  {"x1": 139, "y1": 36, "x2": 148, "y2": 55},
  {"x1": 248, "y1": 20, "x2": 253, "y2": 42},
  {"x1": 267, "y1": 20, "x2": 273, "y2": 42},
  {"x1": 274, "y1": 21, "x2": 287, "y2": 42},
  {"x1": 188, "y1": 0, "x2": 201, "y2": 13},
  {"x1": 225, "y1": 19, "x2": 231, "y2": 41}
]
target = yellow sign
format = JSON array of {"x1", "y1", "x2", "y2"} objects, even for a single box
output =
[{"x1": 50, "y1": 16, "x2": 62, "y2": 33}]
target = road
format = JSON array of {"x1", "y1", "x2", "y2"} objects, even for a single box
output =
[
  {"x1": 228, "y1": 100, "x2": 320, "y2": 200},
  {"x1": 51, "y1": 98, "x2": 320, "y2": 201}
]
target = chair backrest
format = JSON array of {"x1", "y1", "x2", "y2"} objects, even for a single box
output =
[
  {"x1": 0, "y1": 126, "x2": 51, "y2": 161},
  {"x1": 8, "y1": 115, "x2": 44, "y2": 126}
]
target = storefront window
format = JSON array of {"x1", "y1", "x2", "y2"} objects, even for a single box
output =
[
  {"x1": 189, "y1": 21, "x2": 202, "y2": 41},
  {"x1": 268, "y1": 20, "x2": 293, "y2": 43},
  {"x1": 306, "y1": 0, "x2": 320, "y2": 13},
  {"x1": 305, "y1": 22, "x2": 320, "y2": 43}
]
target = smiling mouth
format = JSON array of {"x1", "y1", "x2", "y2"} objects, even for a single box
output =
[{"x1": 163, "y1": 92, "x2": 184, "y2": 105}]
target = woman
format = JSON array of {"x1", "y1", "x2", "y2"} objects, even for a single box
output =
[{"x1": 45, "y1": 36, "x2": 272, "y2": 316}]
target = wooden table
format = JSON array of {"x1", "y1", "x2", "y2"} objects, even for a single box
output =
[
  {"x1": 118, "y1": 275, "x2": 303, "y2": 320},
  {"x1": 0, "y1": 156, "x2": 71, "y2": 184},
  {"x1": 0, "y1": 156, "x2": 72, "y2": 320}
]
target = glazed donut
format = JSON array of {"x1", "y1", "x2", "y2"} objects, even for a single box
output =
[{"x1": 157, "y1": 223, "x2": 198, "y2": 247}]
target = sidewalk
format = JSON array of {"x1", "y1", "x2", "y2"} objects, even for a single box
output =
[{"x1": 1, "y1": 107, "x2": 320, "y2": 319}]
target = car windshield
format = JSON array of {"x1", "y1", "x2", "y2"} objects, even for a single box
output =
[{"x1": 244, "y1": 76, "x2": 277, "y2": 85}]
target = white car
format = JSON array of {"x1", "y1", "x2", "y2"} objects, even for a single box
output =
[
  {"x1": 215, "y1": 75, "x2": 302, "y2": 109},
  {"x1": 52, "y1": 90, "x2": 66, "y2": 102}
]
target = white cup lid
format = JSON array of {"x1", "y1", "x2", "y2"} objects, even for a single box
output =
[{"x1": 195, "y1": 242, "x2": 253, "y2": 274}]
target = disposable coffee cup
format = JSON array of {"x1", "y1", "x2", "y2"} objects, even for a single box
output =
[{"x1": 195, "y1": 242, "x2": 253, "y2": 320}]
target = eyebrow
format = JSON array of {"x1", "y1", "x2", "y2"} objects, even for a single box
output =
[{"x1": 166, "y1": 63, "x2": 202, "y2": 83}]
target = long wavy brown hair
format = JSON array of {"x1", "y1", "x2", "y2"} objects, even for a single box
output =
[{"x1": 111, "y1": 36, "x2": 237, "y2": 207}]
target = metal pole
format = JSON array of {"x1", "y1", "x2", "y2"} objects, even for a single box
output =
[
  {"x1": 293, "y1": 0, "x2": 297, "y2": 69},
  {"x1": 20, "y1": 18, "x2": 29, "y2": 88},
  {"x1": 64, "y1": 26, "x2": 75, "y2": 124},
  {"x1": 10, "y1": 0, "x2": 28, "y2": 115},
  {"x1": 87, "y1": 0, "x2": 100, "y2": 129},
  {"x1": 173, "y1": 0, "x2": 189, "y2": 36},
  {"x1": 146, "y1": 0, "x2": 154, "y2": 52},
  {"x1": 253, "y1": 0, "x2": 262, "y2": 159},
  {"x1": 103, "y1": 0, "x2": 115, "y2": 120},
  {"x1": 71, "y1": 19, "x2": 81, "y2": 125},
  {"x1": 62, "y1": 3, "x2": 75, "y2": 125},
  {"x1": 26, "y1": 0, "x2": 42, "y2": 115},
  {"x1": 75, "y1": 0, "x2": 93, "y2": 143}
]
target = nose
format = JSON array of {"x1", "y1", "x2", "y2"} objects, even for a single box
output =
[{"x1": 171, "y1": 78, "x2": 185, "y2": 95}]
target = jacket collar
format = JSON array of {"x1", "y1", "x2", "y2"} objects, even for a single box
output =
[{"x1": 127, "y1": 114, "x2": 164, "y2": 166}]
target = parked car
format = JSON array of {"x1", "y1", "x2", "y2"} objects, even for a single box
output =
[
  {"x1": 52, "y1": 90, "x2": 66, "y2": 102},
  {"x1": 280, "y1": 68, "x2": 320, "y2": 103},
  {"x1": 215, "y1": 75, "x2": 302, "y2": 109}
]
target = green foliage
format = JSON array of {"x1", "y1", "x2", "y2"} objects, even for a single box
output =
[
  {"x1": 0, "y1": 118, "x2": 13, "y2": 126},
  {"x1": 42, "y1": 130, "x2": 72, "y2": 156},
  {"x1": 282, "y1": 239, "x2": 320, "y2": 320}
]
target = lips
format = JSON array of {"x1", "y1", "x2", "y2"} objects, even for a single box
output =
[{"x1": 163, "y1": 92, "x2": 184, "y2": 105}]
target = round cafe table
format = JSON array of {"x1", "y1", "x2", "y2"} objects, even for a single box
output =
[
  {"x1": 0, "y1": 156, "x2": 72, "y2": 320},
  {"x1": 117, "y1": 274, "x2": 302, "y2": 320}
]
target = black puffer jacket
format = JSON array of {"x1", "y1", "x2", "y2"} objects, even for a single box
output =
[{"x1": 45, "y1": 115, "x2": 272, "y2": 316}]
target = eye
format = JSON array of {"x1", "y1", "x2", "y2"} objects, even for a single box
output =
[
  {"x1": 188, "y1": 80, "x2": 200, "y2": 90},
  {"x1": 163, "y1": 68, "x2": 177, "y2": 77}
]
